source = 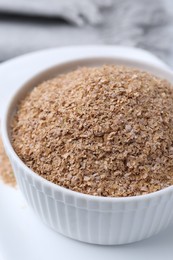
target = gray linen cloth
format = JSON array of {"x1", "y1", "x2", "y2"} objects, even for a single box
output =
[{"x1": 0, "y1": 0, "x2": 173, "y2": 66}]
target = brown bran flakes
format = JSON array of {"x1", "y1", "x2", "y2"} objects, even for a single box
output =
[
  {"x1": 0, "y1": 136, "x2": 15, "y2": 186},
  {"x1": 11, "y1": 65, "x2": 173, "y2": 197}
]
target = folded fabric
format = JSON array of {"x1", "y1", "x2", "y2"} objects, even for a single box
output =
[
  {"x1": 0, "y1": 0, "x2": 173, "y2": 67},
  {"x1": 0, "y1": 0, "x2": 113, "y2": 25}
]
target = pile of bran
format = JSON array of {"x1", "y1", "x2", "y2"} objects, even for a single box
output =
[
  {"x1": 0, "y1": 136, "x2": 15, "y2": 186},
  {"x1": 11, "y1": 65, "x2": 173, "y2": 197}
]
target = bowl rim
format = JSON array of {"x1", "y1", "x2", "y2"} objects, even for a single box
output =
[{"x1": 2, "y1": 56, "x2": 173, "y2": 203}]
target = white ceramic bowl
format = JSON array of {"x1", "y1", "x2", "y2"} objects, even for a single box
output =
[{"x1": 2, "y1": 57, "x2": 173, "y2": 245}]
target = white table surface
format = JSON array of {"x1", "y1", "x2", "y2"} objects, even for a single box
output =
[{"x1": 0, "y1": 46, "x2": 173, "y2": 260}]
